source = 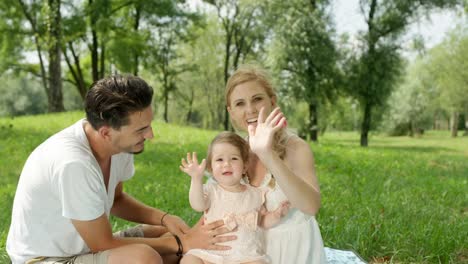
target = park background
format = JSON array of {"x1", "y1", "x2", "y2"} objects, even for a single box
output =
[{"x1": 0, "y1": 0, "x2": 467, "y2": 263}]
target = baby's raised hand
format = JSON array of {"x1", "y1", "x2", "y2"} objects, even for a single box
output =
[
  {"x1": 180, "y1": 152, "x2": 206, "y2": 181},
  {"x1": 273, "y1": 200, "x2": 291, "y2": 218}
]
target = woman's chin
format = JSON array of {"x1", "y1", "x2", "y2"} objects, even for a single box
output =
[{"x1": 247, "y1": 122, "x2": 258, "y2": 129}]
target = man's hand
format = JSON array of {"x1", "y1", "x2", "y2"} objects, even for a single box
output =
[
  {"x1": 162, "y1": 214, "x2": 190, "y2": 236},
  {"x1": 180, "y1": 152, "x2": 206, "y2": 182},
  {"x1": 180, "y1": 217, "x2": 237, "y2": 253}
]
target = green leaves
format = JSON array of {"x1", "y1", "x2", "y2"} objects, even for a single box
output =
[{"x1": 270, "y1": 0, "x2": 340, "y2": 140}]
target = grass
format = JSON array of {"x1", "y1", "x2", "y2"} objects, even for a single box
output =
[{"x1": 0, "y1": 112, "x2": 467, "y2": 263}]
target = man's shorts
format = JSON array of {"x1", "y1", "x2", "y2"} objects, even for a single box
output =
[{"x1": 26, "y1": 225, "x2": 145, "y2": 264}]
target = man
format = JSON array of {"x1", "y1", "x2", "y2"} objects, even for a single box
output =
[{"x1": 7, "y1": 75, "x2": 234, "y2": 264}]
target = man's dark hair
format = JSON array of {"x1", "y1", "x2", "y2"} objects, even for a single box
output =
[{"x1": 85, "y1": 75, "x2": 154, "y2": 130}]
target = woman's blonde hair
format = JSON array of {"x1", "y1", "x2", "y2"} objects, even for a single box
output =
[
  {"x1": 225, "y1": 64, "x2": 289, "y2": 161},
  {"x1": 225, "y1": 64, "x2": 276, "y2": 107},
  {"x1": 206, "y1": 131, "x2": 250, "y2": 172}
]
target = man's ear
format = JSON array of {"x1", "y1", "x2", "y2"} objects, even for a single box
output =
[{"x1": 98, "y1": 126, "x2": 112, "y2": 141}]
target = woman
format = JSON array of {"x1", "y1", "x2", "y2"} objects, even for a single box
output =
[{"x1": 225, "y1": 65, "x2": 327, "y2": 264}]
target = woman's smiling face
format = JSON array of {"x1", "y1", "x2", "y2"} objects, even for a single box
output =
[{"x1": 227, "y1": 81, "x2": 276, "y2": 131}]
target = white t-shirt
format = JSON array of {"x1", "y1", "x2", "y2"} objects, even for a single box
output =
[{"x1": 6, "y1": 119, "x2": 135, "y2": 264}]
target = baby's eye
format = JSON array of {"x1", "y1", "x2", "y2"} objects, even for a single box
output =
[
  {"x1": 216, "y1": 158, "x2": 223, "y2": 162},
  {"x1": 232, "y1": 157, "x2": 239, "y2": 160}
]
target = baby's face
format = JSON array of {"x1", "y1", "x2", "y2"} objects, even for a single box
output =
[{"x1": 210, "y1": 142, "x2": 245, "y2": 189}]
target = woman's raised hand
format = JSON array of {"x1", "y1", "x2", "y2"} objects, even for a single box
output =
[
  {"x1": 180, "y1": 152, "x2": 206, "y2": 182},
  {"x1": 248, "y1": 107, "x2": 286, "y2": 158}
]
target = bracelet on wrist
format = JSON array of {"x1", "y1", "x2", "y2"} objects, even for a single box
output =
[
  {"x1": 173, "y1": 234, "x2": 183, "y2": 257},
  {"x1": 161, "y1": 212, "x2": 169, "y2": 226}
]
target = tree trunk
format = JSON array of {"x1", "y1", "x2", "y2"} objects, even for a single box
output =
[
  {"x1": 450, "y1": 111, "x2": 458, "y2": 137},
  {"x1": 133, "y1": 5, "x2": 141, "y2": 76},
  {"x1": 47, "y1": 0, "x2": 64, "y2": 112},
  {"x1": 185, "y1": 88, "x2": 194, "y2": 123},
  {"x1": 408, "y1": 121, "x2": 414, "y2": 137},
  {"x1": 359, "y1": 0, "x2": 377, "y2": 147},
  {"x1": 89, "y1": 0, "x2": 99, "y2": 82},
  {"x1": 223, "y1": 28, "x2": 232, "y2": 131},
  {"x1": 465, "y1": 108, "x2": 468, "y2": 136},
  {"x1": 308, "y1": 102, "x2": 318, "y2": 142},
  {"x1": 163, "y1": 70, "x2": 169, "y2": 123},
  {"x1": 163, "y1": 90, "x2": 169, "y2": 123},
  {"x1": 360, "y1": 102, "x2": 372, "y2": 147},
  {"x1": 99, "y1": 41, "x2": 105, "y2": 79}
]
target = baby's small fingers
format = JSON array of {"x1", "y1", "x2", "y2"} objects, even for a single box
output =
[
  {"x1": 209, "y1": 244, "x2": 232, "y2": 251},
  {"x1": 214, "y1": 234, "x2": 237, "y2": 244}
]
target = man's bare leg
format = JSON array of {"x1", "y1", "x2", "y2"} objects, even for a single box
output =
[
  {"x1": 107, "y1": 244, "x2": 162, "y2": 264},
  {"x1": 180, "y1": 254, "x2": 211, "y2": 264},
  {"x1": 140, "y1": 225, "x2": 180, "y2": 264}
]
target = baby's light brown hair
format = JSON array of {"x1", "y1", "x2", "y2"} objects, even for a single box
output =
[{"x1": 206, "y1": 132, "x2": 250, "y2": 172}]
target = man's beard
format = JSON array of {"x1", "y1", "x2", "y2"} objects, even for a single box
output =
[
  {"x1": 130, "y1": 149, "x2": 144, "y2": 155},
  {"x1": 123, "y1": 141, "x2": 145, "y2": 154}
]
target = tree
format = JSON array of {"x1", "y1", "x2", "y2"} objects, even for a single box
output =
[
  {"x1": 346, "y1": 0, "x2": 461, "y2": 146},
  {"x1": 176, "y1": 14, "x2": 226, "y2": 129},
  {"x1": 47, "y1": 0, "x2": 65, "y2": 112},
  {"x1": 0, "y1": 1, "x2": 24, "y2": 74},
  {"x1": 0, "y1": 74, "x2": 47, "y2": 116},
  {"x1": 107, "y1": 0, "x2": 183, "y2": 76},
  {"x1": 14, "y1": 0, "x2": 65, "y2": 112},
  {"x1": 61, "y1": 2, "x2": 89, "y2": 100},
  {"x1": 145, "y1": 6, "x2": 199, "y2": 123},
  {"x1": 427, "y1": 25, "x2": 468, "y2": 137},
  {"x1": 205, "y1": 0, "x2": 268, "y2": 130},
  {"x1": 60, "y1": 0, "x2": 186, "y2": 100},
  {"x1": 272, "y1": 0, "x2": 340, "y2": 141},
  {"x1": 382, "y1": 58, "x2": 438, "y2": 136}
]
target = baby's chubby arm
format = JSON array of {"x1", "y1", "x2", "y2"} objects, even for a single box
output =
[
  {"x1": 259, "y1": 201, "x2": 290, "y2": 229},
  {"x1": 180, "y1": 152, "x2": 209, "y2": 212}
]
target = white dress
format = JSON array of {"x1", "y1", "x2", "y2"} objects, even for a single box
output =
[
  {"x1": 259, "y1": 175, "x2": 367, "y2": 264},
  {"x1": 185, "y1": 183, "x2": 268, "y2": 263},
  {"x1": 259, "y1": 173, "x2": 327, "y2": 264}
]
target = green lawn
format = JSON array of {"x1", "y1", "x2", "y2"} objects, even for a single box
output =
[{"x1": 0, "y1": 112, "x2": 467, "y2": 263}]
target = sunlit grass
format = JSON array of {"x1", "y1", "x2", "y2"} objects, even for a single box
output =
[{"x1": 0, "y1": 113, "x2": 466, "y2": 263}]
